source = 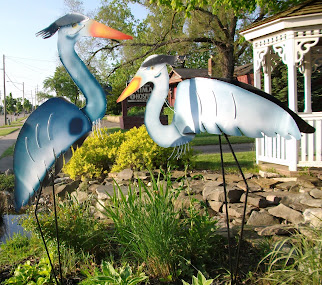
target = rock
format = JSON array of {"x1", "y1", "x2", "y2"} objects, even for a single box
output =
[
  {"x1": 280, "y1": 192, "x2": 311, "y2": 207},
  {"x1": 217, "y1": 174, "x2": 242, "y2": 184},
  {"x1": 259, "y1": 170, "x2": 280, "y2": 178},
  {"x1": 4, "y1": 169, "x2": 14, "y2": 176},
  {"x1": 253, "y1": 177, "x2": 279, "y2": 189},
  {"x1": 54, "y1": 177, "x2": 71, "y2": 184},
  {"x1": 203, "y1": 173, "x2": 221, "y2": 181},
  {"x1": 188, "y1": 180, "x2": 205, "y2": 195},
  {"x1": 310, "y1": 189, "x2": 322, "y2": 199},
  {"x1": 95, "y1": 184, "x2": 116, "y2": 200},
  {"x1": 300, "y1": 198, "x2": 322, "y2": 208},
  {"x1": 205, "y1": 186, "x2": 243, "y2": 203},
  {"x1": 274, "y1": 181, "x2": 299, "y2": 192},
  {"x1": 240, "y1": 193, "x2": 268, "y2": 208},
  {"x1": 133, "y1": 171, "x2": 149, "y2": 180},
  {"x1": 95, "y1": 200, "x2": 108, "y2": 220},
  {"x1": 268, "y1": 204, "x2": 304, "y2": 224},
  {"x1": 236, "y1": 181, "x2": 262, "y2": 192},
  {"x1": 222, "y1": 203, "x2": 255, "y2": 218},
  {"x1": 56, "y1": 180, "x2": 81, "y2": 198},
  {"x1": 171, "y1": 170, "x2": 186, "y2": 179},
  {"x1": 265, "y1": 194, "x2": 281, "y2": 205},
  {"x1": 117, "y1": 169, "x2": 133, "y2": 181},
  {"x1": 208, "y1": 201, "x2": 223, "y2": 212},
  {"x1": 272, "y1": 177, "x2": 298, "y2": 182},
  {"x1": 202, "y1": 181, "x2": 224, "y2": 200},
  {"x1": 71, "y1": 190, "x2": 88, "y2": 204},
  {"x1": 255, "y1": 225, "x2": 297, "y2": 236},
  {"x1": 297, "y1": 176, "x2": 320, "y2": 189},
  {"x1": 303, "y1": 208, "x2": 322, "y2": 227},
  {"x1": 246, "y1": 210, "x2": 280, "y2": 226}
]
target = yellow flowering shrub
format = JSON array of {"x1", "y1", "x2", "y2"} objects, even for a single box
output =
[
  {"x1": 63, "y1": 128, "x2": 126, "y2": 179},
  {"x1": 63, "y1": 126, "x2": 192, "y2": 179}
]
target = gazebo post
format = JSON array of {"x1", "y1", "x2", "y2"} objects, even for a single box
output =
[{"x1": 304, "y1": 52, "x2": 312, "y2": 113}]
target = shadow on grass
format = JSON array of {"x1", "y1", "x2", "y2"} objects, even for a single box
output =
[{"x1": 192, "y1": 151, "x2": 258, "y2": 173}]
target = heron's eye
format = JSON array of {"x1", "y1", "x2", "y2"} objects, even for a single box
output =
[
  {"x1": 72, "y1": 23, "x2": 78, "y2": 28},
  {"x1": 150, "y1": 66, "x2": 154, "y2": 70}
]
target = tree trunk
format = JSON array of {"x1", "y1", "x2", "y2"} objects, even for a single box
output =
[{"x1": 219, "y1": 44, "x2": 235, "y2": 79}]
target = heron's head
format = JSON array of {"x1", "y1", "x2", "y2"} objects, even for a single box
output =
[
  {"x1": 36, "y1": 13, "x2": 133, "y2": 41},
  {"x1": 117, "y1": 54, "x2": 177, "y2": 103}
]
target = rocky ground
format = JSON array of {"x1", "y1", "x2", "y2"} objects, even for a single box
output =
[{"x1": 3, "y1": 168, "x2": 322, "y2": 239}]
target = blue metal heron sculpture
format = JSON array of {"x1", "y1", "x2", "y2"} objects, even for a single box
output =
[
  {"x1": 117, "y1": 54, "x2": 315, "y2": 284},
  {"x1": 14, "y1": 13, "x2": 132, "y2": 284}
]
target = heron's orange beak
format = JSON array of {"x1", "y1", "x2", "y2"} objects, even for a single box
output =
[
  {"x1": 89, "y1": 20, "x2": 133, "y2": 40},
  {"x1": 117, "y1": 76, "x2": 142, "y2": 103}
]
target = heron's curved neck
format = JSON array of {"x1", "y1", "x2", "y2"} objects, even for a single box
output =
[
  {"x1": 58, "y1": 34, "x2": 106, "y2": 123},
  {"x1": 145, "y1": 72, "x2": 190, "y2": 148}
]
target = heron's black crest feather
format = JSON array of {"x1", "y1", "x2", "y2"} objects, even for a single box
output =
[
  {"x1": 142, "y1": 55, "x2": 177, "y2": 67},
  {"x1": 36, "y1": 13, "x2": 87, "y2": 39}
]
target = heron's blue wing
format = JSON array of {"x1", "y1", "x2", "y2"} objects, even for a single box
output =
[
  {"x1": 14, "y1": 97, "x2": 92, "y2": 211},
  {"x1": 174, "y1": 78, "x2": 303, "y2": 139}
]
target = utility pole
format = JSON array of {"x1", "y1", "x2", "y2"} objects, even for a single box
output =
[
  {"x1": 22, "y1": 82, "x2": 25, "y2": 116},
  {"x1": 3, "y1": 55, "x2": 7, "y2": 125}
]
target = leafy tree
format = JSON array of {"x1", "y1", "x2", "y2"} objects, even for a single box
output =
[
  {"x1": 16, "y1": 98, "x2": 23, "y2": 114},
  {"x1": 5, "y1": 93, "x2": 17, "y2": 114},
  {"x1": 93, "y1": 0, "x2": 303, "y2": 79},
  {"x1": 23, "y1": 98, "x2": 33, "y2": 113},
  {"x1": 36, "y1": 91, "x2": 53, "y2": 103},
  {"x1": 43, "y1": 65, "x2": 80, "y2": 104}
]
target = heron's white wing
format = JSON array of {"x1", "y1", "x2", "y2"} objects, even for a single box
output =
[{"x1": 174, "y1": 78, "x2": 301, "y2": 140}]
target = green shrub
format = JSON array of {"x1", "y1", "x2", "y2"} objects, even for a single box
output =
[
  {"x1": 3, "y1": 257, "x2": 53, "y2": 285},
  {"x1": 80, "y1": 261, "x2": 148, "y2": 285},
  {"x1": 63, "y1": 126, "x2": 192, "y2": 179},
  {"x1": 260, "y1": 226, "x2": 322, "y2": 284},
  {"x1": 22, "y1": 196, "x2": 110, "y2": 261},
  {"x1": 0, "y1": 174, "x2": 15, "y2": 192},
  {"x1": 182, "y1": 271, "x2": 214, "y2": 285},
  {"x1": 100, "y1": 173, "x2": 220, "y2": 281}
]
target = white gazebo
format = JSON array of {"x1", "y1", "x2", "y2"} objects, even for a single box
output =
[{"x1": 240, "y1": 0, "x2": 322, "y2": 171}]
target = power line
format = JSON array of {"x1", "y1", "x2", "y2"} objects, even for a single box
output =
[{"x1": 6, "y1": 55, "x2": 57, "y2": 63}]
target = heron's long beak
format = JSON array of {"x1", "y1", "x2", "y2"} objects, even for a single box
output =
[
  {"x1": 117, "y1": 76, "x2": 142, "y2": 103},
  {"x1": 88, "y1": 20, "x2": 133, "y2": 40}
]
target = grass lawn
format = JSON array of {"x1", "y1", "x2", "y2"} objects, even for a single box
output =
[
  {"x1": 0, "y1": 128, "x2": 19, "y2": 137},
  {"x1": 0, "y1": 144, "x2": 15, "y2": 159},
  {"x1": 192, "y1": 151, "x2": 258, "y2": 173}
]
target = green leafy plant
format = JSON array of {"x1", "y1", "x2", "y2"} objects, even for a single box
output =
[
  {"x1": 22, "y1": 195, "x2": 110, "y2": 260},
  {"x1": 0, "y1": 234, "x2": 44, "y2": 267},
  {"x1": 3, "y1": 257, "x2": 53, "y2": 285},
  {"x1": 100, "y1": 172, "x2": 220, "y2": 281},
  {"x1": 0, "y1": 174, "x2": 15, "y2": 192},
  {"x1": 182, "y1": 271, "x2": 214, "y2": 285},
  {"x1": 80, "y1": 261, "x2": 148, "y2": 285},
  {"x1": 260, "y1": 226, "x2": 322, "y2": 284}
]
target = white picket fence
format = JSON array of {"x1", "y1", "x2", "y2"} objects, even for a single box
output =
[{"x1": 256, "y1": 112, "x2": 322, "y2": 170}]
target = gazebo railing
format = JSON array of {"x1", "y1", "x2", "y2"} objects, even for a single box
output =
[
  {"x1": 298, "y1": 112, "x2": 322, "y2": 167},
  {"x1": 256, "y1": 112, "x2": 322, "y2": 170}
]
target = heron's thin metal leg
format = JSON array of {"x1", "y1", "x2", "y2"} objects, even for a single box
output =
[
  {"x1": 51, "y1": 172, "x2": 63, "y2": 285},
  {"x1": 223, "y1": 133, "x2": 249, "y2": 285},
  {"x1": 218, "y1": 135, "x2": 233, "y2": 284},
  {"x1": 35, "y1": 184, "x2": 59, "y2": 285}
]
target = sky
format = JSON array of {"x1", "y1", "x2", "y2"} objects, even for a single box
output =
[{"x1": 0, "y1": 0, "x2": 147, "y2": 105}]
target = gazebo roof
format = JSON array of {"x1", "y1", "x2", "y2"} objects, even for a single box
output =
[
  {"x1": 242, "y1": 0, "x2": 322, "y2": 32},
  {"x1": 240, "y1": 0, "x2": 322, "y2": 40}
]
